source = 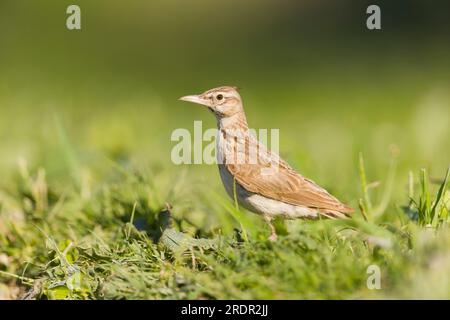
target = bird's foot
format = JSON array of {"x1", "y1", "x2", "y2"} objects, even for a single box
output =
[{"x1": 268, "y1": 233, "x2": 278, "y2": 242}]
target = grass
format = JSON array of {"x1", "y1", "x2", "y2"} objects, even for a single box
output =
[
  {"x1": 0, "y1": 134, "x2": 449, "y2": 299},
  {"x1": 0, "y1": 83, "x2": 449, "y2": 299},
  {"x1": 0, "y1": 82, "x2": 449, "y2": 299}
]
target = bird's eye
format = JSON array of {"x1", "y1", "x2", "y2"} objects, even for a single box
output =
[{"x1": 216, "y1": 94, "x2": 223, "y2": 101}]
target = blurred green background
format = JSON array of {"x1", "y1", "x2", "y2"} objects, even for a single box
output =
[
  {"x1": 0, "y1": 0, "x2": 449, "y2": 215},
  {"x1": 0, "y1": 0, "x2": 450, "y2": 300}
]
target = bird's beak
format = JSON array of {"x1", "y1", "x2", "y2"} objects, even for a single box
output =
[{"x1": 179, "y1": 94, "x2": 209, "y2": 107}]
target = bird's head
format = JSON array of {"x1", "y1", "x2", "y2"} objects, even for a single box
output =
[{"x1": 179, "y1": 86, "x2": 243, "y2": 118}]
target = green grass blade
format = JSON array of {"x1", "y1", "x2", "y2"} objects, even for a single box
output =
[{"x1": 430, "y1": 167, "x2": 450, "y2": 227}]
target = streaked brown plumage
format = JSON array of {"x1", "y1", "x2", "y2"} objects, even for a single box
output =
[{"x1": 180, "y1": 86, "x2": 353, "y2": 241}]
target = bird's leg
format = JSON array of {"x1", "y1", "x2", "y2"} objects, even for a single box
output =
[{"x1": 264, "y1": 215, "x2": 277, "y2": 242}]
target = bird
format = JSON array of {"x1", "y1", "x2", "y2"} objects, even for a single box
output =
[{"x1": 179, "y1": 86, "x2": 353, "y2": 241}]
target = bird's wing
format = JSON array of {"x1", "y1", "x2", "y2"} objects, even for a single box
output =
[{"x1": 224, "y1": 135, "x2": 353, "y2": 214}]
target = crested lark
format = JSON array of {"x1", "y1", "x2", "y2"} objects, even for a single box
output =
[{"x1": 180, "y1": 86, "x2": 353, "y2": 241}]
